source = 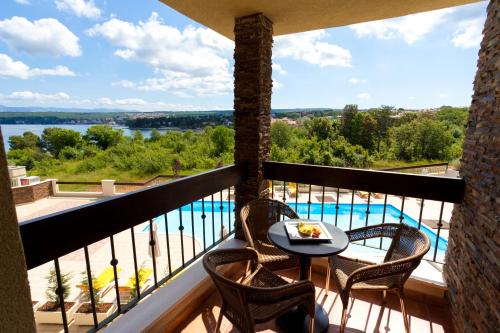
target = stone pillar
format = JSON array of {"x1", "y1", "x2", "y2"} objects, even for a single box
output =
[
  {"x1": 0, "y1": 128, "x2": 36, "y2": 332},
  {"x1": 443, "y1": 1, "x2": 499, "y2": 332},
  {"x1": 233, "y1": 13, "x2": 273, "y2": 239}
]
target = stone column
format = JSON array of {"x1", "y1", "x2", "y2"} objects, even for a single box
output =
[
  {"x1": 443, "y1": 1, "x2": 499, "y2": 332},
  {"x1": 0, "y1": 128, "x2": 36, "y2": 332},
  {"x1": 233, "y1": 13, "x2": 273, "y2": 239}
]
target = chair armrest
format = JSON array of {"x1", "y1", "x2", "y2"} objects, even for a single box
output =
[
  {"x1": 242, "y1": 219, "x2": 255, "y2": 248},
  {"x1": 345, "y1": 255, "x2": 424, "y2": 289},
  {"x1": 245, "y1": 280, "x2": 315, "y2": 304}
]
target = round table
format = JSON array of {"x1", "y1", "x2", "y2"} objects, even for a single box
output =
[{"x1": 267, "y1": 220, "x2": 349, "y2": 333}]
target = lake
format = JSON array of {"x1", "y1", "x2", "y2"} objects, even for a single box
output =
[{"x1": 0, "y1": 124, "x2": 175, "y2": 151}]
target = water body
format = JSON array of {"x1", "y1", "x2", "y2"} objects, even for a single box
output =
[{"x1": 0, "y1": 124, "x2": 176, "y2": 151}]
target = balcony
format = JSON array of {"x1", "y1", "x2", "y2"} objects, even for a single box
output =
[
  {"x1": 2, "y1": 1, "x2": 497, "y2": 332},
  {"x1": 20, "y1": 161, "x2": 463, "y2": 332}
]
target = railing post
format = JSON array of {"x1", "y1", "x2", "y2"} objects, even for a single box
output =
[
  {"x1": 101, "y1": 179, "x2": 116, "y2": 196},
  {"x1": 50, "y1": 179, "x2": 59, "y2": 195},
  {"x1": 233, "y1": 13, "x2": 273, "y2": 240}
]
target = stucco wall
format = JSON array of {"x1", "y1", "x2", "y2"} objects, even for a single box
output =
[{"x1": 0, "y1": 128, "x2": 36, "y2": 332}]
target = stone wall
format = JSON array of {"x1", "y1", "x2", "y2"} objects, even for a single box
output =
[
  {"x1": 233, "y1": 13, "x2": 273, "y2": 239},
  {"x1": 443, "y1": 1, "x2": 499, "y2": 332},
  {"x1": 12, "y1": 180, "x2": 54, "y2": 205}
]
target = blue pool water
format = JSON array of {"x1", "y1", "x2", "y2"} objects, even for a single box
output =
[{"x1": 145, "y1": 202, "x2": 447, "y2": 261}]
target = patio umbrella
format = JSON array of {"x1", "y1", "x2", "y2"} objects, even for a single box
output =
[{"x1": 148, "y1": 222, "x2": 161, "y2": 258}]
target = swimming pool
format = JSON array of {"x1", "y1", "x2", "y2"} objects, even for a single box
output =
[{"x1": 145, "y1": 201, "x2": 447, "y2": 261}]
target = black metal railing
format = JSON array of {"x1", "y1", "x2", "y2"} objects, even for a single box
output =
[
  {"x1": 21, "y1": 165, "x2": 244, "y2": 332},
  {"x1": 264, "y1": 161, "x2": 464, "y2": 264},
  {"x1": 21, "y1": 161, "x2": 463, "y2": 332}
]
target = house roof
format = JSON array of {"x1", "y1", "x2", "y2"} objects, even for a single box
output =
[{"x1": 160, "y1": 0, "x2": 481, "y2": 40}]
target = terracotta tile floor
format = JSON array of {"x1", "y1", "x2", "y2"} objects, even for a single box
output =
[{"x1": 175, "y1": 268, "x2": 454, "y2": 333}]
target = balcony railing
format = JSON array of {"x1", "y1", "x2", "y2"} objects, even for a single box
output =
[
  {"x1": 21, "y1": 165, "x2": 244, "y2": 332},
  {"x1": 264, "y1": 161, "x2": 464, "y2": 264},
  {"x1": 19, "y1": 162, "x2": 464, "y2": 332}
]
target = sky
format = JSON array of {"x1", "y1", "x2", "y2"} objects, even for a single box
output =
[{"x1": 0, "y1": 0, "x2": 488, "y2": 111}]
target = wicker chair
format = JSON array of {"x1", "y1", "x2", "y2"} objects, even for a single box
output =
[
  {"x1": 203, "y1": 248, "x2": 316, "y2": 333},
  {"x1": 240, "y1": 198, "x2": 300, "y2": 271},
  {"x1": 328, "y1": 223, "x2": 430, "y2": 333}
]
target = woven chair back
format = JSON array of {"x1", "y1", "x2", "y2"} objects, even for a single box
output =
[{"x1": 240, "y1": 199, "x2": 299, "y2": 244}]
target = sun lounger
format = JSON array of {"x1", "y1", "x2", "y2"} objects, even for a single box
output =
[
  {"x1": 118, "y1": 268, "x2": 153, "y2": 302},
  {"x1": 77, "y1": 266, "x2": 121, "y2": 296}
]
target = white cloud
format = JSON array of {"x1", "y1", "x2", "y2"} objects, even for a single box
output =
[
  {"x1": 274, "y1": 30, "x2": 351, "y2": 67},
  {"x1": 452, "y1": 18, "x2": 484, "y2": 48},
  {"x1": 273, "y1": 80, "x2": 283, "y2": 89},
  {"x1": 112, "y1": 80, "x2": 135, "y2": 88},
  {"x1": 55, "y1": 0, "x2": 101, "y2": 19},
  {"x1": 439, "y1": 93, "x2": 448, "y2": 98},
  {"x1": 0, "y1": 90, "x2": 203, "y2": 111},
  {"x1": 357, "y1": 93, "x2": 371, "y2": 100},
  {"x1": 87, "y1": 13, "x2": 234, "y2": 96},
  {"x1": 0, "y1": 53, "x2": 75, "y2": 79},
  {"x1": 350, "y1": 8, "x2": 453, "y2": 44},
  {"x1": 272, "y1": 63, "x2": 287, "y2": 75},
  {"x1": 348, "y1": 78, "x2": 366, "y2": 84},
  {"x1": 15, "y1": 0, "x2": 30, "y2": 5},
  {"x1": 4, "y1": 91, "x2": 70, "y2": 102},
  {"x1": 0, "y1": 16, "x2": 81, "y2": 57},
  {"x1": 137, "y1": 71, "x2": 232, "y2": 97}
]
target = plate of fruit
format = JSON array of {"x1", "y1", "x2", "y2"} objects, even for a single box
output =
[{"x1": 284, "y1": 221, "x2": 333, "y2": 243}]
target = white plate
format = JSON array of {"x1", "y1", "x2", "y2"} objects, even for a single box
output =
[{"x1": 284, "y1": 221, "x2": 333, "y2": 243}]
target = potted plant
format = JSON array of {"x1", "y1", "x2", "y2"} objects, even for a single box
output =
[
  {"x1": 35, "y1": 268, "x2": 78, "y2": 324},
  {"x1": 74, "y1": 272, "x2": 115, "y2": 326}
]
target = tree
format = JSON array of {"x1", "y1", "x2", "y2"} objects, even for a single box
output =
[
  {"x1": 172, "y1": 158, "x2": 182, "y2": 177},
  {"x1": 84, "y1": 125, "x2": 123, "y2": 150},
  {"x1": 390, "y1": 118, "x2": 454, "y2": 161},
  {"x1": 132, "y1": 130, "x2": 144, "y2": 143},
  {"x1": 271, "y1": 121, "x2": 293, "y2": 148},
  {"x1": 341, "y1": 104, "x2": 358, "y2": 141},
  {"x1": 210, "y1": 126, "x2": 234, "y2": 157},
  {"x1": 369, "y1": 106, "x2": 393, "y2": 152},
  {"x1": 8, "y1": 131, "x2": 40, "y2": 150},
  {"x1": 149, "y1": 128, "x2": 162, "y2": 142},
  {"x1": 359, "y1": 113, "x2": 377, "y2": 151},
  {"x1": 304, "y1": 117, "x2": 335, "y2": 140},
  {"x1": 41, "y1": 128, "x2": 82, "y2": 157}
]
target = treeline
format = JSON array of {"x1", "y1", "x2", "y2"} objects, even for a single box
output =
[
  {"x1": 7, "y1": 125, "x2": 234, "y2": 177},
  {"x1": 6, "y1": 105, "x2": 467, "y2": 180},
  {"x1": 126, "y1": 114, "x2": 233, "y2": 129},
  {"x1": 270, "y1": 105, "x2": 467, "y2": 167}
]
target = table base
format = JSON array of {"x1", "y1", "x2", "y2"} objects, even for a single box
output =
[{"x1": 275, "y1": 303, "x2": 329, "y2": 333}]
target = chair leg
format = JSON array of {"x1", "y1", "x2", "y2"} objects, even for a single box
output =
[
  {"x1": 340, "y1": 305, "x2": 348, "y2": 333},
  {"x1": 309, "y1": 314, "x2": 315, "y2": 333},
  {"x1": 215, "y1": 307, "x2": 224, "y2": 333},
  {"x1": 325, "y1": 258, "x2": 331, "y2": 294},
  {"x1": 382, "y1": 290, "x2": 387, "y2": 304},
  {"x1": 398, "y1": 289, "x2": 410, "y2": 333}
]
